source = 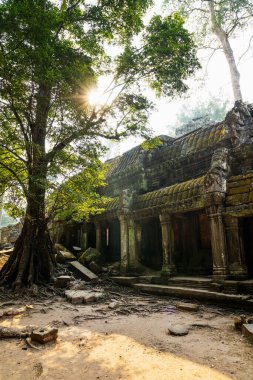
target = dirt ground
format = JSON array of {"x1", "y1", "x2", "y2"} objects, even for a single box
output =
[{"x1": 0, "y1": 284, "x2": 253, "y2": 380}]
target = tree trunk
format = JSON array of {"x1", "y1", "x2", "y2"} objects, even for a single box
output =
[
  {"x1": 0, "y1": 176, "x2": 55, "y2": 288},
  {"x1": 0, "y1": 83, "x2": 55, "y2": 289},
  {"x1": 208, "y1": 0, "x2": 243, "y2": 101}
]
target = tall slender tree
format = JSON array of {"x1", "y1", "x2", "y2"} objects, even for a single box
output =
[
  {"x1": 0, "y1": 0, "x2": 199, "y2": 288},
  {"x1": 164, "y1": 0, "x2": 253, "y2": 101}
]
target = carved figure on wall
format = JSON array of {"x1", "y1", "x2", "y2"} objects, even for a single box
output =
[
  {"x1": 120, "y1": 189, "x2": 135, "y2": 212},
  {"x1": 205, "y1": 148, "x2": 230, "y2": 192}
]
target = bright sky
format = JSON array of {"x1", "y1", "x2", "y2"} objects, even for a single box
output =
[{"x1": 89, "y1": 1, "x2": 253, "y2": 159}]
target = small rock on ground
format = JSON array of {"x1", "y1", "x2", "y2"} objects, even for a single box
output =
[{"x1": 168, "y1": 324, "x2": 189, "y2": 336}]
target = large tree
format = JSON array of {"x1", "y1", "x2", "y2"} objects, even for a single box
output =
[
  {"x1": 164, "y1": 0, "x2": 253, "y2": 101},
  {"x1": 0, "y1": 0, "x2": 199, "y2": 288}
]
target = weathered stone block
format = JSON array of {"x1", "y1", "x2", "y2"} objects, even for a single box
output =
[
  {"x1": 55, "y1": 244, "x2": 76, "y2": 263},
  {"x1": 89, "y1": 261, "x2": 102, "y2": 274},
  {"x1": 65, "y1": 290, "x2": 104, "y2": 304},
  {"x1": 176, "y1": 302, "x2": 199, "y2": 312},
  {"x1": 78, "y1": 247, "x2": 101, "y2": 265},
  {"x1": 65, "y1": 290, "x2": 85, "y2": 304},
  {"x1": 242, "y1": 324, "x2": 253, "y2": 343},
  {"x1": 31, "y1": 327, "x2": 58, "y2": 344},
  {"x1": 84, "y1": 294, "x2": 96, "y2": 303},
  {"x1": 55, "y1": 275, "x2": 72, "y2": 288},
  {"x1": 234, "y1": 315, "x2": 246, "y2": 331},
  {"x1": 68, "y1": 261, "x2": 98, "y2": 282}
]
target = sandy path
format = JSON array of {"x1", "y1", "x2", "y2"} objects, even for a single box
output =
[{"x1": 0, "y1": 297, "x2": 252, "y2": 380}]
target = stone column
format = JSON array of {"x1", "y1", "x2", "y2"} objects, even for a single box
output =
[
  {"x1": 118, "y1": 214, "x2": 129, "y2": 272},
  {"x1": 159, "y1": 214, "x2": 177, "y2": 276},
  {"x1": 95, "y1": 221, "x2": 102, "y2": 252},
  {"x1": 224, "y1": 216, "x2": 247, "y2": 279},
  {"x1": 208, "y1": 206, "x2": 228, "y2": 281},
  {"x1": 128, "y1": 218, "x2": 139, "y2": 271},
  {"x1": 79, "y1": 223, "x2": 88, "y2": 251}
]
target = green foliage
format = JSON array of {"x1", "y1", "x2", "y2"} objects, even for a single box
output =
[
  {"x1": 141, "y1": 136, "x2": 163, "y2": 150},
  {"x1": 164, "y1": 0, "x2": 253, "y2": 45},
  {"x1": 0, "y1": 0, "x2": 200, "y2": 223},
  {"x1": 117, "y1": 13, "x2": 200, "y2": 97},
  {"x1": 47, "y1": 161, "x2": 109, "y2": 221}
]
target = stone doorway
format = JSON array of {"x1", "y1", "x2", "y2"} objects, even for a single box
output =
[
  {"x1": 139, "y1": 217, "x2": 163, "y2": 270},
  {"x1": 101, "y1": 219, "x2": 120, "y2": 263},
  {"x1": 242, "y1": 217, "x2": 253, "y2": 278},
  {"x1": 174, "y1": 212, "x2": 212, "y2": 276}
]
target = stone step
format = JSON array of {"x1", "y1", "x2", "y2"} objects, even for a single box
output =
[
  {"x1": 168, "y1": 278, "x2": 212, "y2": 290},
  {"x1": 168, "y1": 282, "x2": 211, "y2": 290},
  {"x1": 239, "y1": 280, "x2": 253, "y2": 295},
  {"x1": 111, "y1": 276, "x2": 139, "y2": 286},
  {"x1": 132, "y1": 283, "x2": 253, "y2": 307}
]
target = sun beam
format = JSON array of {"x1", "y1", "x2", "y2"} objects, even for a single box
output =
[{"x1": 87, "y1": 76, "x2": 112, "y2": 107}]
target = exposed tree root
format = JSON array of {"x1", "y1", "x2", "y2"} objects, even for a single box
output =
[{"x1": 0, "y1": 219, "x2": 56, "y2": 289}]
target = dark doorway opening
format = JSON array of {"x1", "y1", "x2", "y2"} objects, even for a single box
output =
[
  {"x1": 242, "y1": 217, "x2": 253, "y2": 278},
  {"x1": 87, "y1": 223, "x2": 96, "y2": 248},
  {"x1": 174, "y1": 212, "x2": 212, "y2": 276},
  {"x1": 101, "y1": 219, "x2": 120, "y2": 263},
  {"x1": 140, "y1": 217, "x2": 163, "y2": 270}
]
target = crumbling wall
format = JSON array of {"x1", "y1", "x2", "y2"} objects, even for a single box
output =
[{"x1": 0, "y1": 222, "x2": 22, "y2": 246}]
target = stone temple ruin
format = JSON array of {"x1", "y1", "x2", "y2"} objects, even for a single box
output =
[{"x1": 54, "y1": 101, "x2": 253, "y2": 292}]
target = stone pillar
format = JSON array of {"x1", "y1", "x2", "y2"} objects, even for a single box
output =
[
  {"x1": 224, "y1": 216, "x2": 247, "y2": 279},
  {"x1": 79, "y1": 223, "x2": 88, "y2": 251},
  {"x1": 159, "y1": 214, "x2": 177, "y2": 276},
  {"x1": 128, "y1": 218, "x2": 139, "y2": 270},
  {"x1": 95, "y1": 221, "x2": 102, "y2": 252},
  {"x1": 136, "y1": 222, "x2": 142, "y2": 256},
  {"x1": 118, "y1": 214, "x2": 129, "y2": 272},
  {"x1": 208, "y1": 206, "x2": 228, "y2": 281}
]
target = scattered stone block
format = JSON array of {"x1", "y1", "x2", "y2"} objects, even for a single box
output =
[
  {"x1": 55, "y1": 275, "x2": 72, "y2": 289},
  {"x1": 69, "y1": 261, "x2": 98, "y2": 282},
  {"x1": 65, "y1": 290, "x2": 85, "y2": 304},
  {"x1": 84, "y1": 294, "x2": 96, "y2": 303},
  {"x1": 70, "y1": 281, "x2": 86, "y2": 290},
  {"x1": 168, "y1": 324, "x2": 189, "y2": 336},
  {"x1": 108, "y1": 302, "x2": 118, "y2": 309},
  {"x1": 176, "y1": 302, "x2": 199, "y2": 312},
  {"x1": 94, "y1": 292, "x2": 104, "y2": 301},
  {"x1": 242, "y1": 324, "x2": 253, "y2": 343},
  {"x1": 65, "y1": 289, "x2": 104, "y2": 304},
  {"x1": 78, "y1": 247, "x2": 101, "y2": 266},
  {"x1": 89, "y1": 261, "x2": 102, "y2": 274},
  {"x1": 234, "y1": 315, "x2": 246, "y2": 331},
  {"x1": 31, "y1": 327, "x2": 58, "y2": 344},
  {"x1": 55, "y1": 243, "x2": 76, "y2": 263}
]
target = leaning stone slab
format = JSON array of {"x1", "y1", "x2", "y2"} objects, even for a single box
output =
[
  {"x1": 176, "y1": 302, "x2": 199, "y2": 312},
  {"x1": 168, "y1": 324, "x2": 189, "y2": 336},
  {"x1": 69, "y1": 261, "x2": 98, "y2": 282},
  {"x1": 242, "y1": 324, "x2": 253, "y2": 343}
]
